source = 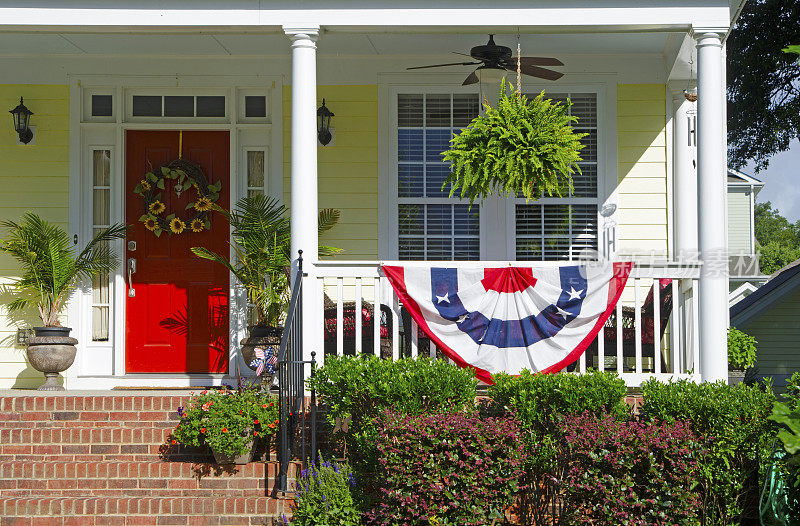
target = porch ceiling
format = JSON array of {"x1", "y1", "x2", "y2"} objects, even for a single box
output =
[{"x1": 0, "y1": 31, "x2": 680, "y2": 57}]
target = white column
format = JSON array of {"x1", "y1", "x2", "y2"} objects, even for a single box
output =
[
  {"x1": 672, "y1": 92, "x2": 698, "y2": 257},
  {"x1": 285, "y1": 26, "x2": 320, "y2": 364},
  {"x1": 695, "y1": 32, "x2": 729, "y2": 382}
]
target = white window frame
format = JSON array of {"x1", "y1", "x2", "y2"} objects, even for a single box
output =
[
  {"x1": 510, "y1": 86, "x2": 606, "y2": 261},
  {"x1": 380, "y1": 78, "x2": 615, "y2": 262},
  {"x1": 386, "y1": 83, "x2": 489, "y2": 260}
]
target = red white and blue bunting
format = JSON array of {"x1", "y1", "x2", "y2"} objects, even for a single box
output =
[{"x1": 382, "y1": 262, "x2": 632, "y2": 383}]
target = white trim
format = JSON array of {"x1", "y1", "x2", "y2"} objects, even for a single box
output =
[{"x1": 67, "y1": 73, "x2": 282, "y2": 388}]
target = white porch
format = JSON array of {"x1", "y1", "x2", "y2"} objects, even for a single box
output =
[{"x1": 0, "y1": 1, "x2": 736, "y2": 388}]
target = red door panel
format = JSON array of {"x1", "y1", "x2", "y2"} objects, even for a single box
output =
[{"x1": 125, "y1": 130, "x2": 230, "y2": 373}]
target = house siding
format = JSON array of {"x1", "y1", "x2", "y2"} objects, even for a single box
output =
[
  {"x1": 0, "y1": 84, "x2": 70, "y2": 389},
  {"x1": 728, "y1": 188, "x2": 752, "y2": 254},
  {"x1": 740, "y1": 288, "x2": 800, "y2": 381},
  {"x1": 283, "y1": 85, "x2": 379, "y2": 260},
  {"x1": 616, "y1": 84, "x2": 668, "y2": 257}
]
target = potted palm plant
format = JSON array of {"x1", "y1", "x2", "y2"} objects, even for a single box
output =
[
  {"x1": 0, "y1": 213, "x2": 127, "y2": 390},
  {"x1": 192, "y1": 195, "x2": 340, "y2": 376}
]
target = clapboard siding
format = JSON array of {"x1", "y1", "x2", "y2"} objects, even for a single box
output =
[
  {"x1": 741, "y1": 289, "x2": 800, "y2": 377},
  {"x1": 0, "y1": 84, "x2": 70, "y2": 389},
  {"x1": 283, "y1": 85, "x2": 379, "y2": 260},
  {"x1": 616, "y1": 84, "x2": 668, "y2": 257},
  {"x1": 728, "y1": 188, "x2": 752, "y2": 254}
]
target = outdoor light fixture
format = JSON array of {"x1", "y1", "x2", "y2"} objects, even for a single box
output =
[
  {"x1": 317, "y1": 99, "x2": 334, "y2": 146},
  {"x1": 477, "y1": 65, "x2": 507, "y2": 85},
  {"x1": 9, "y1": 97, "x2": 34, "y2": 145}
]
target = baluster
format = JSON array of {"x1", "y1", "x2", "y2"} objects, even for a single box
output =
[
  {"x1": 336, "y1": 277, "x2": 344, "y2": 356},
  {"x1": 373, "y1": 276, "x2": 381, "y2": 359},
  {"x1": 670, "y1": 279, "x2": 680, "y2": 375},
  {"x1": 597, "y1": 316, "x2": 605, "y2": 372},
  {"x1": 691, "y1": 279, "x2": 700, "y2": 378},
  {"x1": 653, "y1": 277, "x2": 661, "y2": 375},
  {"x1": 616, "y1": 296, "x2": 623, "y2": 374},
  {"x1": 411, "y1": 318, "x2": 419, "y2": 357},
  {"x1": 634, "y1": 278, "x2": 642, "y2": 375},
  {"x1": 355, "y1": 279, "x2": 363, "y2": 355},
  {"x1": 392, "y1": 291, "x2": 400, "y2": 361}
]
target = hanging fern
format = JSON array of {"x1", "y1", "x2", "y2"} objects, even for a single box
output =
[{"x1": 442, "y1": 80, "x2": 586, "y2": 204}]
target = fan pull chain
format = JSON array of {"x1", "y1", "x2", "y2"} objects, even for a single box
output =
[
  {"x1": 178, "y1": 130, "x2": 183, "y2": 158},
  {"x1": 516, "y1": 34, "x2": 522, "y2": 97}
]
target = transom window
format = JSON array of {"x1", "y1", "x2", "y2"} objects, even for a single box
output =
[{"x1": 396, "y1": 93, "x2": 480, "y2": 260}]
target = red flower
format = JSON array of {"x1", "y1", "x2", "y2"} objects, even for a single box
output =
[
  {"x1": 222, "y1": 427, "x2": 228, "y2": 433},
  {"x1": 254, "y1": 431, "x2": 259, "y2": 436},
  {"x1": 254, "y1": 419, "x2": 259, "y2": 424},
  {"x1": 200, "y1": 427, "x2": 206, "y2": 433},
  {"x1": 171, "y1": 439, "x2": 177, "y2": 444},
  {"x1": 262, "y1": 404, "x2": 268, "y2": 408},
  {"x1": 270, "y1": 403, "x2": 274, "y2": 407},
  {"x1": 268, "y1": 423, "x2": 275, "y2": 429}
]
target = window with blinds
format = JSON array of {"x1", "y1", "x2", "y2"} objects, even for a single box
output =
[
  {"x1": 396, "y1": 93, "x2": 480, "y2": 260},
  {"x1": 515, "y1": 92, "x2": 600, "y2": 261}
]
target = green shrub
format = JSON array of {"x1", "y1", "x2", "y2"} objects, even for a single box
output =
[
  {"x1": 488, "y1": 370, "x2": 629, "y2": 524},
  {"x1": 367, "y1": 410, "x2": 525, "y2": 526},
  {"x1": 288, "y1": 459, "x2": 361, "y2": 526},
  {"x1": 640, "y1": 378, "x2": 776, "y2": 525},
  {"x1": 308, "y1": 356, "x2": 477, "y2": 476},
  {"x1": 728, "y1": 327, "x2": 758, "y2": 370}
]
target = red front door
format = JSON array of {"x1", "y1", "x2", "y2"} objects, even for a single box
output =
[{"x1": 125, "y1": 130, "x2": 230, "y2": 373}]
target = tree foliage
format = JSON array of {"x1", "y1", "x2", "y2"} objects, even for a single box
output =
[
  {"x1": 727, "y1": 0, "x2": 800, "y2": 171},
  {"x1": 442, "y1": 80, "x2": 585, "y2": 204},
  {"x1": 754, "y1": 201, "x2": 800, "y2": 274}
]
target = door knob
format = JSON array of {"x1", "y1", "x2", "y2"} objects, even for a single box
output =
[{"x1": 127, "y1": 258, "x2": 137, "y2": 297}]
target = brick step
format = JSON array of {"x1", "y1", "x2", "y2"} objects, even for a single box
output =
[
  {"x1": 0, "y1": 395, "x2": 188, "y2": 415},
  {"x1": 0, "y1": 496, "x2": 292, "y2": 525},
  {"x1": 0, "y1": 425, "x2": 175, "y2": 446},
  {"x1": 0, "y1": 460, "x2": 288, "y2": 499}
]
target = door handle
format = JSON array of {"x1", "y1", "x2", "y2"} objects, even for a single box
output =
[{"x1": 127, "y1": 258, "x2": 137, "y2": 297}]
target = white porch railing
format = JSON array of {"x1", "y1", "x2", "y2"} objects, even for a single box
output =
[{"x1": 311, "y1": 261, "x2": 701, "y2": 386}]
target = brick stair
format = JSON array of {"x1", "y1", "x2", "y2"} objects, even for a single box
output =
[{"x1": 0, "y1": 393, "x2": 295, "y2": 525}]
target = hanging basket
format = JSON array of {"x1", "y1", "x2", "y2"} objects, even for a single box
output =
[{"x1": 442, "y1": 80, "x2": 586, "y2": 204}]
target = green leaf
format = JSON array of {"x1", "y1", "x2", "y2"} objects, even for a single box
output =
[
  {"x1": 185, "y1": 203, "x2": 196, "y2": 210},
  {"x1": 156, "y1": 179, "x2": 165, "y2": 190},
  {"x1": 161, "y1": 166, "x2": 170, "y2": 176}
]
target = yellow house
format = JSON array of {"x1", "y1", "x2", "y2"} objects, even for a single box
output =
[{"x1": 0, "y1": 0, "x2": 741, "y2": 389}]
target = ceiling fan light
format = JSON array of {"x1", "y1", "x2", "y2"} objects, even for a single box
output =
[{"x1": 477, "y1": 66, "x2": 506, "y2": 84}]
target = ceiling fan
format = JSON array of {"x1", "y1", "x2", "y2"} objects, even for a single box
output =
[{"x1": 407, "y1": 34, "x2": 564, "y2": 85}]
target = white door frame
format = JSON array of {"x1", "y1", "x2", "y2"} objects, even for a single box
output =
[{"x1": 66, "y1": 74, "x2": 282, "y2": 389}]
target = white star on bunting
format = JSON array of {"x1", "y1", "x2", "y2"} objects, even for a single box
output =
[
  {"x1": 436, "y1": 292, "x2": 450, "y2": 304},
  {"x1": 567, "y1": 287, "x2": 584, "y2": 301}
]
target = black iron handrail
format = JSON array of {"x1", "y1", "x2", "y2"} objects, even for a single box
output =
[{"x1": 276, "y1": 251, "x2": 317, "y2": 492}]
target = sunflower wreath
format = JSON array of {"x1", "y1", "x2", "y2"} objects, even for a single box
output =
[{"x1": 134, "y1": 159, "x2": 222, "y2": 237}]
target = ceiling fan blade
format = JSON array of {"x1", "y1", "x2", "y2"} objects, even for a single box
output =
[
  {"x1": 452, "y1": 51, "x2": 475, "y2": 58},
  {"x1": 512, "y1": 56, "x2": 564, "y2": 67},
  {"x1": 505, "y1": 63, "x2": 564, "y2": 81},
  {"x1": 407, "y1": 61, "x2": 479, "y2": 70},
  {"x1": 462, "y1": 70, "x2": 479, "y2": 86}
]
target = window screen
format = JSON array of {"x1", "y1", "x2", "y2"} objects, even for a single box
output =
[
  {"x1": 396, "y1": 93, "x2": 480, "y2": 260},
  {"x1": 515, "y1": 92, "x2": 600, "y2": 260}
]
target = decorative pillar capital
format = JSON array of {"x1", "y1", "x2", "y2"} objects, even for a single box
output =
[
  {"x1": 283, "y1": 26, "x2": 320, "y2": 47},
  {"x1": 692, "y1": 31, "x2": 724, "y2": 47}
]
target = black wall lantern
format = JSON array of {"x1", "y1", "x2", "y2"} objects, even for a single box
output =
[
  {"x1": 10, "y1": 97, "x2": 34, "y2": 145},
  {"x1": 317, "y1": 99, "x2": 334, "y2": 146}
]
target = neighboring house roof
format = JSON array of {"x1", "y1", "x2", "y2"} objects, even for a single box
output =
[
  {"x1": 727, "y1": 168, "x2": 764, "y2": 196},
  {"x1": 729, "y1": 282, "x2": 760, "y2": 307},
  {"x1": 730, "y1": 258, "x2": 800, "y2": 326}
]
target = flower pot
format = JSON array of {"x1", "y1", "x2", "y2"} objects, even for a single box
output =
[
  {"x1": 211, "y1": 439, "x2": 254, "y2": 465},
  {"x1": 26, "y1": 327, "x2": 77, "y2": 391},
  {"x1": 729, "y1": 368, "x2": 746, "y2": 385},
  {"x1": 241, "y1": 325, "x2": 282, "y2": 378}
]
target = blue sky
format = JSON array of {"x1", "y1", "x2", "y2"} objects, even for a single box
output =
[{"x1": 743, "y1": 139, "x2": 800, "y2": 222}]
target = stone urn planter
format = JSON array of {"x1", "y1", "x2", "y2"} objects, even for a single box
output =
[
  {"x1": 210, "y1": 438, "x2": 254, "y2": 465},
  {"x1": 241, "y1": 325, "x2": 282, "y2": 380},
  {"x1": 26, "y1": 326, "x2": 77, "y2": 391}
]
